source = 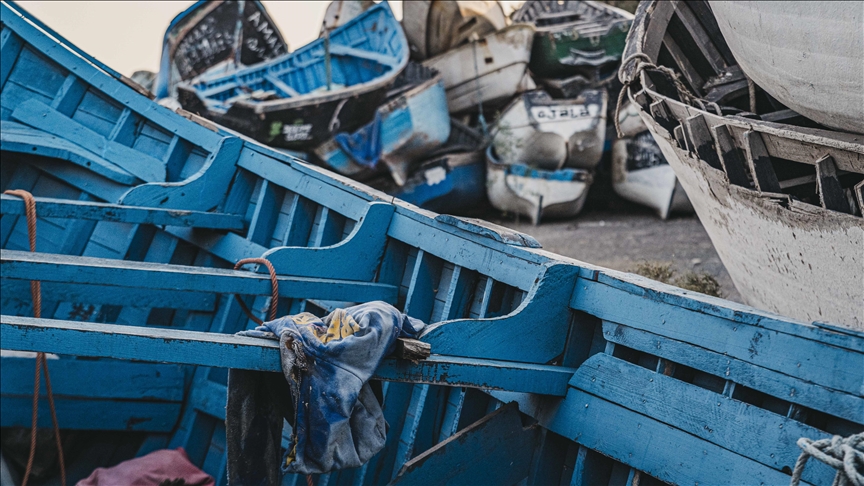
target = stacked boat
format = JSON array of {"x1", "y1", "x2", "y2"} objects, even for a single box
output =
[
  {"x1": 139, "y1": 0, "x2": 690, "y2": 224},
  {"x1": 1, "y1": 1, "x2": 862, "y2": 485},
  {"x1": 620, "y1": 0, "x2": 864, "y2": 329}
]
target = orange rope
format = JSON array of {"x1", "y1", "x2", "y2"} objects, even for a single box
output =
[
  {"x1": 233, "y1": 258, "x2": 280, "y2": 325},
  {"x1": 4, "y1": 190, "x2": 66, "y2": 486}
]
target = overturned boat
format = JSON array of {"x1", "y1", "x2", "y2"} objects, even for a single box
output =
[
  {"x1": 708, "y1": 1, "x2": 864, "y2": 134},
  {"x1": 423, "y1": 24, "x2": 535, "y2": 115},
  {"x1": 1, "y1": 3, "x2": 862, "y2": 485},
  {"x1": 491, "y1": 89, "x2": 607, "y2": 171},
  {"x1": 402, "y1": 0, "x2": 507, "y2": 62},
  {"x1": 320, "y1": 0, "x2": 375, "y2": 34},
  {"x1": 313, "y1": 63, "x2": 450, "y2": 186},
  {"x1": 368, "y1": 119, "x2": 487, "y2": 213},
  {"x1": 621, "y1": 0, "x2": 864, "y2": 330},
  {"x1": 177, "y1": 2, "x2": 408, "y2": 149},
  {"x1": 513, "y1": 0, "x2": 632, "y2": 80},
  {"x1": 486, "y1": 145, "x2": 592, "y2": 224},
  {"x1": 153, "y1": 0, "x2": 288, "y2": 100}
]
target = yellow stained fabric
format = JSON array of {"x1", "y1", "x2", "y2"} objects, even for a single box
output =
[{"x1": 292, "y1": 310, "x2": 361, "y2": 344}]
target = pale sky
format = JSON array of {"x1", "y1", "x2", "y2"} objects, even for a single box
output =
[{"x1": 19, "y1": 1, "x2": 524, "y2": 77}]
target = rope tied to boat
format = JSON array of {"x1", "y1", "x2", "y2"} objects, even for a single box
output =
[
  {"x1": 3, "y1": 189, "x2": 66, "y2": 486},
  {"x1": 790, "y1": 432, "x2": 864, "y2": 486},
  {"x1": 233, "y1": 258, "x2": 280, "y2": 325},
  {"x1": 614, "y1": 52, "x2": 698, "y2": 138}
]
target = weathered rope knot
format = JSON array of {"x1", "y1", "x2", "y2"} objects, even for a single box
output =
[
  {"x1": 790, "y1": 432, "x2": 864, "y2": 486},
  {"x1": 614, "y1": 52, "x2": 698, "y2": 138},
  {"x1": 233, "y1": 258, "x2": 280, "y2": 325}
]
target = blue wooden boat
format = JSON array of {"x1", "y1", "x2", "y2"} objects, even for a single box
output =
[
  {"x1": 312, "y1": 62, "x2": 450, "y2": 186},
  {"x1": 1, "y1": 3, "x2": 862, "y2": 486},
  {"x1": 176, "y1": 2, "x2": 409, "y2": 150},
  {"x1": 153, "y1": 0, "x2": 288, "y2": 100},
  {"x1": 366, "y1": 119, "x2": 488, "y2": 213}
]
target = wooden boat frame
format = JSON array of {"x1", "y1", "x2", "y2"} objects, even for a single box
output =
[{"x1": 0, "y1": 2, "x2": 862, "y2": 485}]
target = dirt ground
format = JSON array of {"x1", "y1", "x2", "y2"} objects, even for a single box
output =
[{"x1": 479, "y1": 187, "x2": 744, "y2": 304}]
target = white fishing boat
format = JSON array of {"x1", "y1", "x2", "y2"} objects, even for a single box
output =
[
  {"x1": 611, "y1": 101, "x2": 692, "y2": 219},
  {"x1": 622, "y1": 0, "x2": 864, "y2": 330},
  {"x1": 486, "y1": 146, "x2": 592, "y2": 225},
  {"x1": 402, "y1": 0, "x2": 507, "y2": 61},
  {"x1": 491, "y1": 89, "x2": 607, "y2": 171},
  {"x1": 709, "y1": 1, "x2": 864, "y2": 134},
  {"x1": 423, "y1": 24, "x2": 535, "y2": 115}
]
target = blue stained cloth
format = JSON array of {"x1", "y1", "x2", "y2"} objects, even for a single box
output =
[
  {"x1": 333, "y1": 112, "x2": 382, "y2": 168},
  {"x1": 232, "y1": 301, "x2": 424, "y2": 478}
]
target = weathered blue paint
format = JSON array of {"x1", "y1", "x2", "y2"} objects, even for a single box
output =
[
  {"x1": 0, "y1": 194, "x2": 244, "y2": 229},
  {"x1": 1, "y1": 2, "x2": 861, "y2": 484}
]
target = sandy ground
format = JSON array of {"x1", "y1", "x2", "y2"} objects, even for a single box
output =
[{"x1": 479, "y1": 189, "x2": 744, "y2": 304}]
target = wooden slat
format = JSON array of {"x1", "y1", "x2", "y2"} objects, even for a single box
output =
[
  {"x1": 0, "y1": 194, "x2": 244, "y2": 229},
  {"x1": 0, "y1": 316, "x2": 575, "y2": 396},
  {"x1": 571, "y1": 279, "x2": 864, "y2": 397},
  {"x1": 0, "y1": 26, "x2": 24, "y2": 89},
  {"x1": 682, "y1": 114, "x2": 722, "y2": 170},
  {"x1": 1, "y1": 249, "x2": 399, "y2": 304},
  {"x1": 815, "y1": 155, "x2": 852, "y2": 213},
  {"x1": 50, "y1": 74, "x2": 88, "y2": 116},
  {"x1": 661, "y1": 33, "x2": 703, "y2": 93},
  {"x1": 11, "y1": 99, "x2": 166, "y2": 182},
  {"x1": 674, "y1": 1, "x2": 727, "y2": 73},
  {"x1": 570, "y1": 354, "x2": 838, "y2": 485},
  {"x1": 744, "y1": 130, "x2": 783, "y2": 193},
  {"x1": 712, "y1": 125, "x2": 751, "y2": 187},
  {"x1": 392, "y1": 403, "x2": 539, "y2": 485}
]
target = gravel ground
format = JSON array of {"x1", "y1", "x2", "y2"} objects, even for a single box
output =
[{"x1": 477, "y1": 189, "x2": 744, "y2": 304}]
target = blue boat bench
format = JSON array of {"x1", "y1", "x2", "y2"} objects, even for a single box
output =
[{"x1": 1, "y1": 0, "x2": 863, "y2": 484}]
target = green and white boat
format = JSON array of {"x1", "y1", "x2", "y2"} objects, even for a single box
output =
[{"x1": 513, "y1": 0, "x2": 632, "y2": 80}]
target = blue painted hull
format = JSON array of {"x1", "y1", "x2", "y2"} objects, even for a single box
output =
[
  {"x1": 176, "y1": 2, "x2": 409, "y2": 149},
  {"x1": 314, "y1": 63, "x2": 451, "y2": 185},
  {"x1": 1, "y1": 3, "x2": 861, "y2": 486}
]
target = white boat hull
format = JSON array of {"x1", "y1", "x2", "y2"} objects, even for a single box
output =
[
  {"x1": 611, "y1": 136, "x2": 691, "y2": 219},
  {"x1": 709, "y1": 1, "x2": 864, "y2": 134},
  {"x1": 641, "y1": 112, "x2": 864, "y2": 330},
  {"x1": 424, "y1": 24, "x2": 534, "y2": 114},
  {"x1": 492, "y1": 90, "x2": 608, "y2": 171},
  {"x1": 486, "y1": 148, "x2": 591, "y2": 225}
]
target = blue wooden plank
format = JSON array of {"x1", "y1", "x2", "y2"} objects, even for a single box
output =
[
  {"x1": 50, "y1": 73, "x2": 87, "y2": 116},
  {"x1": 572, "y1": 277, "x2": 864, "y2": 396},
  {"x1": 0, "y1": 26, "x2": 24, "y2": 90},
  {"x1": 1, "y1": 194, "x2": 244, "y2": 229},
  {"x1": 391, "y1": 402, "x2": 538, "y2": 485},
  {"x1": 493, "y1": 388, "x2": 799, "y2": 486},
  {"x1": 246, "y1": 179, "x2": 282, "y2": 245},
  {"x1": 119, "y1": 137, "x2": 243, "y2": 211},
  {"x1": 167, "y1": 226, "x2": 268, "y2": 263},
  {"x1": 11, "y1": 99, "x2": 166, "y2": 182},
  {"x1": 392, "y1": 384, "x2": 430, "y2": 479},
  {"x1": 421, "y1": 263, "x2": 580, "y2": 364},
  {"x1": 1, "y1": 397, "x2": 181, "y2": 432},
  {"x1": 0, "y1": 317, "x2": 574, "y2": 395},
  {"x1": 403, "y1": 250, "x2": 443, "y2": 323},
  {"x1": 570, "y1": 353, "x2": 838, "y2": 485},
  {"x1": 262, "y1": 202, "x2": 394, "y2": 281},
  {"x1": 0, "y1": 250, "x2": 399, "y2": 304},
  {"x1": 279, "y1": 193, "x2": 316, "y2": 247},
  {"x1": 1, "y1": 357, "x2": 184, "y2": 400},
  {"x1": 1, "y1": 120, "x2": 139, "y2": 184},
  {"x1": 25, "y1": 157, "x2": 129, "y2": 202},
  {"x1": 593, "y1": 271, "x2": 863, "y2": 352},
  {"x1": 602, "y1": 322, "x2": 864, "y2": 425}
]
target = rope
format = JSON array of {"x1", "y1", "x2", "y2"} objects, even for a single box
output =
[
  {"x1": 790, "y1": 433, "x2": 864, "y2": 486},
  {"x1": 614, "y1": 52, "x2": 697, "y2": 138},
  {"x1": 4, "y1": 190, "x2": 66, "y2": 486},
  {"x1": 233, "y1": 258, "x2": 280, "y2": 325}
]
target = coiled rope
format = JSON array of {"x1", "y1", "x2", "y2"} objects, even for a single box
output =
[
  {"x1": 790, "y1": 433, "x2": 864, "y2": 486},
  {"x1": 4, "y1": 189, "x2": 66, "y2": 486}
]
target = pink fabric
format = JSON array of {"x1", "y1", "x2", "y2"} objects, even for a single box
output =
[{"x1": 76, "y1": 448, "x2": 215, "y2": 486}]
